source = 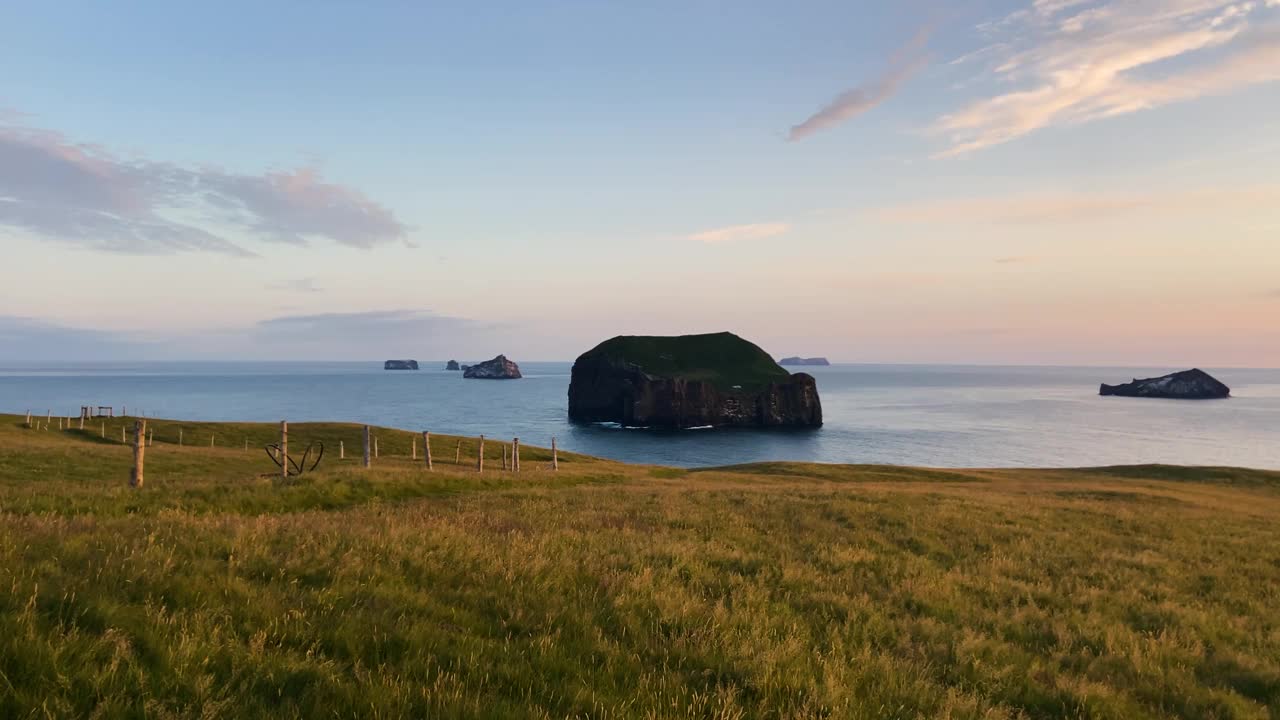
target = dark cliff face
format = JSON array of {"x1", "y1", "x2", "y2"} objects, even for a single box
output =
[
  {"x1": 1100, "y1": 369, "x2": 1229, "y2": 399},
  {"x1": 384, "y1": 360, "x2": 419, "y2": 370},
  {"x1": 568, "y1": 334, "x2": 822, "y2": 429},
  {"x1": 445, "y1": 360, "x2": 461, "y2": 371}
]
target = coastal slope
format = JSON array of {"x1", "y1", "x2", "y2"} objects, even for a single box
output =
[{"x1": 1, "y1": 414, "x2": 1277, "y2": 719}]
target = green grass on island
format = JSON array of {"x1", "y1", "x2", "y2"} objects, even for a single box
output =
[
  {"x1": 575, "y1": 332, "x2": 792, "y2": 388},
  {"x1": 2, "y1": 414, "x2": 1280, "y2": 718}
]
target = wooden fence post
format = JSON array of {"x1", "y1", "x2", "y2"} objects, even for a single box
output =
[
  {"x1": 179, "y1": 428, "x2": 183, "y2": 446},
  {"x1": 280, "y1": 421, "x2": 288, "y2": 482},
  {"x1": 363, "y1": 425, "x2": 371, "y2": 468},
  {"x1": 513, "y1": 438, "x2": 520, "y2": 473},
  {"x1": 25, "y1": 410, "x2": 31, "y2": 428},
  {"x1": 210, "y1": 434, "x2": 215, "y2": 448},
  {"x1": 423, "y1": 431, "x2": 432, "y2": 471},
  {"x1": 374, "y1": 436, "x2": 379, "y2": 459},
  {"x1": 455, "y1": 440, "x2": 461, "y2": 465},
  {"x1": 121, "y1": 426, "x2": 126, "y2": 443},
  {"x1": 101, "y1": 422, "x2": 105, "y2": 438},
  {"x1": 552, "y1": 437, "x2": 559, "y2": 471},
  {"x1": 477, "y1": 435, "x2": 485, "y2": 473},
  {"x1": 148, "y1": 427, "x2": 154, "y2": 447},
  {"x1": 502, "y1": 444, "x2": 508, "y2": 470},
  {"x1": 46, "y1": 410, "x2": 51, "y2": 426},
  {"x1": 79, "y1": 415, "x2": 84, "y2": 430},
  {"x1": 412, "y1": 437, "x2": 417, "y2": 460},
  {"x1": 130, "y1": 420, "x2": 146, "y2": 488},
  {"x1": 339, "y1": 440, "x2": 345, "y2": 460}
]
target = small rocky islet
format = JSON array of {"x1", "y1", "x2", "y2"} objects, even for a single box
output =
[
  {"x1": 383, "y1": 359, "x2": 419, "y2": 370},
  {"x1": 1100, "y1": 368, "x2": 1230, "y2": 399},
  {"x1": 463, "y1": 355, "x2": 523, "y2": 379},
  {"x1": 568, "y1": 332, "x2": 822, "y2": 429},
  {"x1": 779, "y1": 356, "x2": 830, "y2": 367}
]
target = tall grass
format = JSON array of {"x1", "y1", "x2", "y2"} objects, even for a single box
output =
[{"x1": 1, "y1": 414, "x2": 1278, "y2": 718}]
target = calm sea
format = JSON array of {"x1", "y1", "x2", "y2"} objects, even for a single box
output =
[{"x1": 2, "y1": 362, "x2": 1277, "y2": 469}]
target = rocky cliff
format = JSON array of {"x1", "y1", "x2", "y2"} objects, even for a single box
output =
[
  {"x1": 384, "y1": 360, "x2": 419, "y2": 370},
  {"x1": 568, "y1": 332, "x2": 822, "y2": 429},
  {"x1": 463, "y1": 355, "x2": 522, "y2": 379},
  {"x1": 445, "y1": 360, "x2": 461, "y2": 371},
  {"x1": 1100, "y1": 369, "x2": 1230, "y2": 399}
]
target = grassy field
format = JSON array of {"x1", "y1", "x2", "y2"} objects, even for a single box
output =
[{"x1": 1, "y1": 414, "x2": 1279, "y2": 718}]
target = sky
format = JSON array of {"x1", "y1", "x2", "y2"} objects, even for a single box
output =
[{"x1": 1, "y1": 0, "x2": 1278, "y2": 366}]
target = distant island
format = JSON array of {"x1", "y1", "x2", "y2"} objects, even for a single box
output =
[
  {"x1": 463, "y1": 355, "x2": 522, "y2": 379},
  {"x1": 568, "y1": 332, "x2": 822, "y2": 429},
  {"x1": 779, "y1": 357, "x2": 830, "y2": 367},
  {"x1": 1100, "y1": 369, "x2": 1230, "y2": 399},
  {"x1": 384, "y1": 360, "x2": 419, "y2": 371},
  {"x1": 445, "y1": 360, "x2": 461, "y2": 371}
]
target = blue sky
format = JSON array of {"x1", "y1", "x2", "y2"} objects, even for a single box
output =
[{"x1": 2, "y1": 0, "x2": 1278, "y2": 365}]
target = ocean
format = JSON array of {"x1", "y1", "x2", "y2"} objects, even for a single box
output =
[{"x1": 2, "y1": 362, "x2": 1277, "y2": 469}]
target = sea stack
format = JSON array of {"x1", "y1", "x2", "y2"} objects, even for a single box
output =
[
  {"x1": 1100, "y1": 369, "x2": 1230, "y2": 399},
  {"x1": 463, "y1": 355, "x2": 522, "y2": 379},
  {"x1": 568, "y1": 332, "x2": 822, "y2": 429},
  {"x1": 445, "y1": 360, "x2": 461, "y2": 371},
  {"x1": 384, "y1": 360, "x2": 419, "y2": 370}
]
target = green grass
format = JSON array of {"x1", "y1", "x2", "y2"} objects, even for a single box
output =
[
  {"x1": 1, "y1": 413, "x2": 1279, "y2": 718},
  {"x1": 574, "y1": 332, "x2": 792, "y2": 388}
]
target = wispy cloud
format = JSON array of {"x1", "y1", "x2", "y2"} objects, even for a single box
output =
[
  {"x1": 872, "y1": 185, "x2": 1280, "y2": 224},
  {"x1": 0, "y1": 119, "x2": 411, "y2": 255},
  {"x1": 937, "y1": 0, "x2": 1280, "y2": 155},
  {"x1": 0, "y1": 316, "x2": 155, "y2": 360},
  {"x1": 687, "y1": 223, "x2": 790, "y2": 244},
  {"x1": 789, "y1": 26, "x2": 933, "y2": 141}
]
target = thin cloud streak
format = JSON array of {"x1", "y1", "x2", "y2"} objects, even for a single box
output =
[
  {"x1": 0, "y1": 118, "x2": 411, "y2": 255},
  {"x1": 937, "y1": 0, "x2": 1280, "y2": 156},
  {"x1": 687, "y1": 223, "x2": 790, "y2": 244},
  {"x1": 788, "y1": 25, "x2": 933, "y2": 141}
]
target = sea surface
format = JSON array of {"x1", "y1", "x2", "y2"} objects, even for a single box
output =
[{"x1": 2, "y1": 362, "x2": 1278, "y2": 469}]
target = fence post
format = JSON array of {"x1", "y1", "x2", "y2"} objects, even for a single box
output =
[
  {"x1": 79, "y1": 414, "x2": 84, "y2": 430},
  {"x1": 179, "y1": 428, "x2": 183, "y2": 446},
  {"x1": 477, "y1": 435, "x2": 485, "y2": 473},
  {"x1": 121, "y1": 426, "x2": 126, "y2": 443},
  {"x1": 130, "y1": 420, "x2": 146, "y2": 488},
  {"x1": 502, "y1": 444, "x2": 508, "y2": 470},
  {"x1": 455, "y1": 440, "x2": 461, "y2": 465},
  {"x1": 412, "y1": 437, "x2": 417, "y2": 460},
  {"x1": 513, "y1": 438, "x2": 520, "y2": 473},
  {"x1": 363, "y1": 425, "x2": 371, "y2": 468},
  {"x1": 423, "y1": 431, "x2": 432, "y2": 471},
  {"x1": 340, "y1": 440, "x2": 345, "y2": 460},
  {"x1": 148, "y1": 427, "x2": 153, "y2": 447},
  {"x1": 25, "y1": 410, "x2": 31, "y2": 428},
  {"x1": 101, "y1": 422, "x2": 105, "y2": 438},
  {"x1": 280, "y1": 421, "x2": 288, "y2": 482},
  {"x1": 552, "y1": 437, "x2": 559, "y2": 471},
  {"x1": 374, "y1": 436, "x2": 379, "y2": 459},
  {"x1": 210, "y1": 434, "x2": 215, "y2": 448}
]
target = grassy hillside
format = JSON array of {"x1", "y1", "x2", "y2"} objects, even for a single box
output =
[
  {"x1": 573, "y1": 332, "x2": 792, "y2": 388},
  {"x1": 1, "y1": 413, "x2": 1279, "y2": 718}
]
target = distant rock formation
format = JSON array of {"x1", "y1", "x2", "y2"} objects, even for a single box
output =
[
  {"x1": 1100, "y1": 369, "x2": 1230, "y2": 399},
  {"x1": 463, "y1": 355, "x2": 522, "y2": 379},
  {"x1": 445, "y1": 360, "x2": 461, "y2": 371},
  {"x1": 384, "y1": 360, "x2": 419, "y2": 370},
  {"x1": 779, "y1": 357, "x2": 830, "y2": 367},
  {"x1": 568, "y1": 332, "x2": 822, "y2": 429}
]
